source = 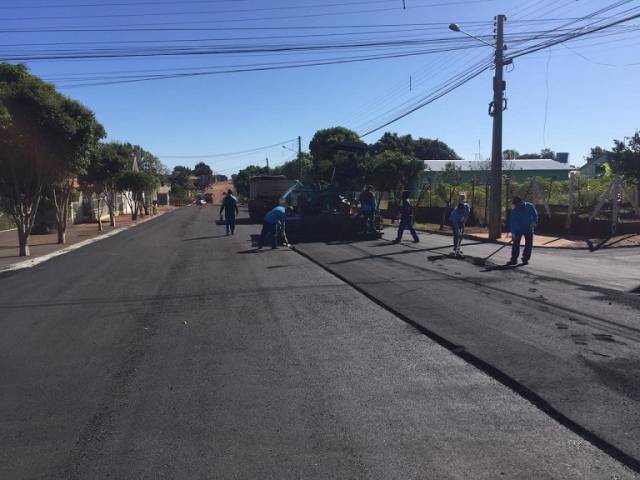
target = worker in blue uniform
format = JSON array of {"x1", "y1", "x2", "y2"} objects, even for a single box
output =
[
  {"x1": 449, "y1": 194, "x2": 470, "y2": 257},
  {"x1": 392, "y1": 190, "x2": 419, "y2": 243},
  {"x1": 508, "y1": 196, "x2": 539, "y2": 266},
  {"x1": 358, "y1": 185, "x2": 377, "y2": 234},
  {"x1": 219, "y1": 189, "x2": 239, "y2": 235},
  {"x1": 258, "y1": 205, "x2": 290, "y2": 249}
]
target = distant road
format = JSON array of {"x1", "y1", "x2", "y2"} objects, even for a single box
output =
[{"x1": 0, "y1": 206, "x2": 637, "y2": 479}]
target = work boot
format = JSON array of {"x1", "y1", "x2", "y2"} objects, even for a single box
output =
[
  {"x1": 521, "y1": 259, "x2": 529, "y2": 265},
  {"x1": 506, "y1": 259, "x2": 518, "y2": 266}
]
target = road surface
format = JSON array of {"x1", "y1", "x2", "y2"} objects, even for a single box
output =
[{"x1": 0, "y1": 206, "x2": 637, "y2": 479}]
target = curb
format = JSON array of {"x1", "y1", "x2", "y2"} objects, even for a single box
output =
[
  {"x1": 0, "y1": 211, "x2": 170, "y2": 275},
  {"x1": 391, "y1": 224, "x2": 591, "y2": 250}
]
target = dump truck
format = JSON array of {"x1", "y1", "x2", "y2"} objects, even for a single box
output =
[{"x1": 248, "y1": 175, "x2": 295, "y2": 221}]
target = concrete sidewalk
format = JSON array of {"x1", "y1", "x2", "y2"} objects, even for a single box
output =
[{"x1": 0, "y1": 206, "x2": 177, "y2": 271}]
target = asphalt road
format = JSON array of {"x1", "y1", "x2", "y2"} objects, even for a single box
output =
[
  {"x1": 296, "y1": 226, "x2": 640, "y2": 471},
  {"x1": 0, "y1": 206, "x2": 638, "y2": 479}
]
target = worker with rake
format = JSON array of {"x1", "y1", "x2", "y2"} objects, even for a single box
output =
[
  {"x1": 507, "y1": 196, "x2": 538, "y2": 266},
  {"x1": 449, "y1": 193, "x2": 470, "y2": 258}
]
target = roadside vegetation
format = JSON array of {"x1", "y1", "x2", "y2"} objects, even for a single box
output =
[{"x1": 0, "y1": 64, "x2": 166, "y2": 256}]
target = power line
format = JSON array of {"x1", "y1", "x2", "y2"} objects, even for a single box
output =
[{"x1": 159, "y1": 138, "x2": 298, "y2": 159}]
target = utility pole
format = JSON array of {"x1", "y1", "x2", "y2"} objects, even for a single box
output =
[
  {"x1": 266, "y1": 157, "x2": 269, "y2": 169},
  {"x1": 488, "y1": 14, "x2": 506, "y2": 240},
  {"x1": 298, "y1": 136, "x2": 302, "y2": 180}
]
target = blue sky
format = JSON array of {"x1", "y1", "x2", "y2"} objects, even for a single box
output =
[{"x1": 4, "y1": 0, "x2": 640, "y2": 173}]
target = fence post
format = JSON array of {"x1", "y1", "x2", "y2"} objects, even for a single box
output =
[
  {"x1": 611, "y1": 175, "x2": 621, "y2": 236},
  {"x1": 565, "y1": 172, "x2": 575, "y2": 231}
]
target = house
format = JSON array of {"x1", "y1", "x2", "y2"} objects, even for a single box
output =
[
  {"x1": 579, "y1": 154, "x2": 608, "y2": 177},
  {"x1": 156, "y1": 185, "x2": 171, "y2": 206},
  {"x1": 422, "y1": 159, "x2": 574, "y2": 185}
]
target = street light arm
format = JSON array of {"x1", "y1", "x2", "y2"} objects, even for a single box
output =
[{"x1": 449, "y1": 23, "x2": 495, "y2": 48}]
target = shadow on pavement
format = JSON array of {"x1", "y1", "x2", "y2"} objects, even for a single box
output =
[
  {"x1": 328, "y1": 241, "x2": 485, "y2": 265},
  {"x1": 184, "y1": 235, "x2": 229, "y2": 241}
]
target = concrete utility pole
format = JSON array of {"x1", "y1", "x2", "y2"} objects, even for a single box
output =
[
  {"x1": 266, "y1": 157, "x2": 269, "y2": 169},
  {"x1": 488, "y1": 14, "x2": 507, "y2": 240},
  {"x1": 298, "y1": 136, "x2": 303, "y2": 180}
]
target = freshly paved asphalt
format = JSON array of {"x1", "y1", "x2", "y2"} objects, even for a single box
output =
[
  {"x1": 296, "y1": 226, "x2": 640, "y2": 471},
  {"x1": 0, "y1": 206, "x2": 638, "y2": 479}
]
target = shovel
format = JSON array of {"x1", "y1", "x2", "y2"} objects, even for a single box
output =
[{"x1": 473, "y1": 240, "x2": 512, "y2": 266}]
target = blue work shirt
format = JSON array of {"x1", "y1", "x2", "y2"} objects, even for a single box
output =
[
  {"x1": 510, "y1": 202, "x2": 538, "y2": 234},
  {"x1": 359, "y1": 191, "x2": 376, "y2": 213},
  {"x1": 264, "y1": 205, "x2": 287, "y2": 225},
  {"x1": 449, "y1": 203, "x2": 470, "y2": 226},
  {"x1": 221, "y1": 194, "x2": 238, "y2": 217}
]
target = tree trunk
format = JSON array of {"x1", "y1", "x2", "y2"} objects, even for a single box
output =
[
  {"x1": 57, "y1": 223, "x2": 65, "y2": 244},
  {"x1": 97, "y1": 197, "x2": 103, "y2": 232},
  {"x1": 17, "y1": 224, "x2": 30, "y2": 257}
]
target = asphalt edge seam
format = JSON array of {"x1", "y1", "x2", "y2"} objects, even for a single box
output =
[{"x1": 291, "y1": 245, "x2": 640, "y2": 475}]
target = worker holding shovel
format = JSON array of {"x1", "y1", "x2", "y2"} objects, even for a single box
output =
[
  {"x1": 507, "y1": 196, "x2": 538, "y2": 266},
  {"x1": 449, "y1": 194, "x2": 470, "y2": 258},
  {"x1": 257, "y1": 205, "x2": 291, "y2": 250}
]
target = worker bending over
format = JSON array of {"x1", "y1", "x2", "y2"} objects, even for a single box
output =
[
  {"x1": 508, "y1": 196, "x2": 538, "y2": 266},
  {"x1": 258, "y1": 205, "x2": 291, "y2": 249}
]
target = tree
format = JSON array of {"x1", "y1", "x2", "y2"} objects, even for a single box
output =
[
  {"x1": 503, "y1": 149, "x2": 520, "y2": 160},
  {"x1": 540, "y1": 148, "x2": 556, "y2": 160},
  {"x1": 116, "y1": 171, "x2": 159, "y2": 220},
  {"x1": 370, "y1": 132, "x2": 460, "y2": 160},
  {"x1": 49, "y1": 107, "x2": 105, "y2": 244},
  {"x1": 434, "y1": 162, "x2": 463, "y2": 230},
  {"x1": 309, "y1": 127, "x2": 365, "y2": 183},
  {"x1": 609, "y1": 131, "x2": 640, "y2": 183},
  {"x1": 368, "y1": 151, "x2": 423, "y2": 202},
  {"x1": 273, "y1": 153, "x2": 313, "y2": 181},
  {"x1": 517, "y1": 149, "x2": 556, "y2": 160},
  {"x1": 193, "y1": 161, "x2": 213, "y2": 191},
  {"x1": 79, "y1": 142, "x2": 130, "y2": 231},
  {"x1": 0, "y1": 64, "x2": 105, "y2": 256}
]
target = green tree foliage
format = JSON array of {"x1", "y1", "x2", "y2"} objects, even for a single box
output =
[
  {"x1": 0, "y1": 63, "x2": 105, "y2": 255},
  {"x1": 503, "y1": 149, "x2": 520, "y2": 160},
  {"x1": 193, "y1": 161, "x2": 213, "y2": 191},
  {"x1": 128, "y1": 144, "x2": 167, "y2": 176},
  {"x1": 272, "y1": 153, "x2": 313, "y2": 181},
  {"x1": 369, "y1": 132, "x2": 460, "y2": 160},
  {"x1": 309, "y1": 126, "x2": 362, "y2": 164},
  {"x1": 368, "y1": 151, "x2": 423, "y2": 199},
  {"x1": 517, "y1": 149, "x2": 556, "y2": 160},
  {"x1": 79, "y1": 142, "x2": 130, "y2": 230},
  {"x1": 169, "y1": 166, "x2": 193, "y2": 204},
  {"x1": 609, "y1": 131, "x2": 640, "y2": 183},
  {"x1": 434, "y1": 162, "x2": 463, "y2": 229},
  {"x1": 116, "y1": 171, "x2": 158, "y2": 220}
]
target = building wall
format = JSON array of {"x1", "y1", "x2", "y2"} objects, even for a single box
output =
[{"x1": 423, "y1": 169, "x2": 570, "y2": 186}]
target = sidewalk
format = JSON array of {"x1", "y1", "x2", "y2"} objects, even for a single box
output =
[
  {"x1": 384, "y1": 220, "x2": 640, "y2": 250},
  {"x1": 0, "y1": 206, "x2": 177, "y2": 271}
]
